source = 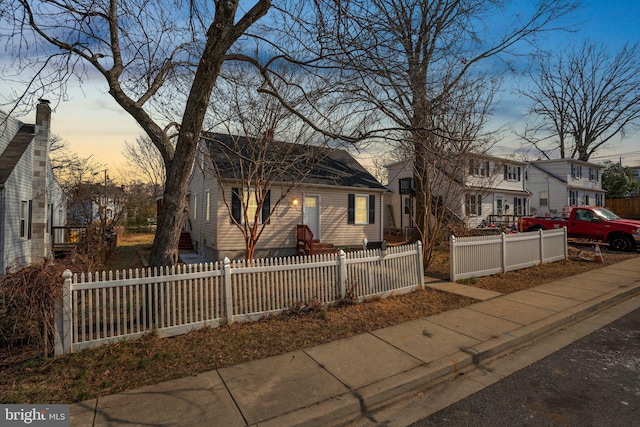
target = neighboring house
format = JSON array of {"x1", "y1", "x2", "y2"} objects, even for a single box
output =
[
  {"x1": 186, "y1": 134, "x2": 387, "y2": 261},
  {"x1": 68, "y1": 183, "x2": 126, "y2": 226},
  {"x1": 0, "y1": 100, "x2": 66, "y2": 275},
  {"x1": 527, "y1": 159, "x2": 605, "y2": 216},
  {"x1": 386, "y1": 155, "x2": 530, "y2": 230}
]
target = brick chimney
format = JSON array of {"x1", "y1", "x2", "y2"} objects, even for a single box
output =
[{"x1": 31, "y1": 99, "x2": 51, "y2": 261}]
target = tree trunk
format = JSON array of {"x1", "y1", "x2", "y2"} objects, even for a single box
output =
[{"x1": 148, "y1": 158, "x2": 193, "y2": 267}]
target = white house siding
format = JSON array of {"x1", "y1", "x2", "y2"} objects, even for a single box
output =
[
  {"x1": 187, "y1": 166, "x2": 217, "y2": 258},
  {"x1": 386, "y1": 157, "x2": 529, "y2": 230},
  {"x1": 210, "y1": 184, "x2": 382, "y2": 261},
  {"x1": 47, "y1": 167, "x2": 67, "y2": 240},
  {"x1": 1, "y1": 142, "x2": 34, "y2": 273},
  {"x1": 528, "y1": 160, "x2": 605, "y2": 215}
]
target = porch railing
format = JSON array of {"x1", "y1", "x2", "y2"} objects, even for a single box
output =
[
  {"x1": 296, "y1": 224, "x2": 314, "y2": 255},
  {"x1": 51, "y1": 226, "x2": 88, "y2": 255}
]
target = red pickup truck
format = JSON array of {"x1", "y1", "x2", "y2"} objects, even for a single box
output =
[{"x1": 519, "y1": 206, "x2": 640, "y2": 252}]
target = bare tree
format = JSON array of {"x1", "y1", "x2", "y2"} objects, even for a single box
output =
[
  {"x1": 1, "y1": 1, "x2": 278, "y2": 267},
  {"x1": 198, "y1": 63, "x2": 337, "y2": 260},
  {"x1": 305, "y1": 0, "x2": 576, "y2": 266},
  {"x1": 521, "y1": 41, "x2": 640, "y2": 161},
  {"x1": 122, "y1": 136, "x2": 166, "y2": 198}
]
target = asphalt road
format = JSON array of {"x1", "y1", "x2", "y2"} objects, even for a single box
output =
[{"x1": 411, "y1": 307, "x2": 640, "y2": 427}]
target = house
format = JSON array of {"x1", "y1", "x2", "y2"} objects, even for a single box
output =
[
  {"x1": 68, "y1": 182, "x2": 126, "y2": 226},
  {"x1": 385, "y1": 155, "x2": 530, "y2": 230},
  {"x1": 0, "y1": 100, "x2": 66, "y2": 275},
  {"x1": 186, "y1": 133, "x2": 387, "y2": 261},
  {"x1": 526, "y1": 159, "x2": 605, "y2": 216}
]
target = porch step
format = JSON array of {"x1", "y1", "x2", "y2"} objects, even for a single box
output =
[
  {"x1": 310, "y1": 242, "x2": 336, "y2": 255},
  {"x1": 178, "y1": 232, "x2": 194, "y2": 250}
]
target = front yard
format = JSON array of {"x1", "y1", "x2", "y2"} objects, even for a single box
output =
[{"x1": 0, "y1": 233, "x2": 637, "y2": 404}]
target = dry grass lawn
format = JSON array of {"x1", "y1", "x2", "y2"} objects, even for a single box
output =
[{"x1": 0, "y1": 232, "x2": 637, "y2": 404}]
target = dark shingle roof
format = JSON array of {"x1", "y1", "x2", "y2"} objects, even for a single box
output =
[
  {"x1": 204, "y1": 133, "x2": 386, "y2": 190},
  {"x1": 0, "y1": 124, "x2": 35, "y2": 187}
]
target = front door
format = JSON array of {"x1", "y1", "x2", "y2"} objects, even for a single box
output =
[
  {"x1": 496, "y1": 197, "x2": 504, "y2": 220},
  {"x1": 303, "y1": 195, "x2": 320, "y2": 239}
]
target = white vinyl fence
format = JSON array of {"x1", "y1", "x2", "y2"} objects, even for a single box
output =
[
  {"x1": 54, "y1": 242, "x2": 423, "y2": 355},
  {"x1": 450, "y1": 228, "x2": 568, "y2": 282}
]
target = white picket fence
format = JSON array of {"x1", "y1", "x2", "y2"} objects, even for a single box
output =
[
  {"x1": 450, "y1": 228, "x2": 568, "y2": 281},
  {"x1": 54, "y1": 242, "x2": 424, "y2": 355}
]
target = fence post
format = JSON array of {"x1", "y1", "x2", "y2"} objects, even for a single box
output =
[
  {"x1": 223, "y1": 257, "x2": 234, "y2": 325},
  {"x1": 563, "y1": 227, "x2": 569, "y2": 260},
  {"x1": 449, "y1": 235, "x2": 456, "y2": 282},
  {"x1": 338, "y1": 249, "x2": 347, "y2": 299},
  {"x1": 362, "y1": 238, "x2": 368, "y2": 251},
  {"x1": 55, "y1": 269, "x2": 73, "y2": 356},
  {"x1": 501, "y1": 232, "x2": 507, "y2": 274},
  {"x1": 539, "y1": 229, "x2": 544, "y2": 263},
  {"x1": 416, "y1": 241, "x2": 424, "y2": 288}
]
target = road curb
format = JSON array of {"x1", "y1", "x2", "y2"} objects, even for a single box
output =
[{"x1": 271, "y1": 282, "x2": 640, "y2": 427}]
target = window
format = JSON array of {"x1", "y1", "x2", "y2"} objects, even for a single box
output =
[
  {"x1": 404, "y1": 197, "x2": 412, "y2": 215},
  {"x1": 504, "y1": 165, "x2": 522, "y2": 181},
  {"x1": 231, "y1": 188, "x2": 270, "y2": 225},
  {"x1": 399, "y1": 178, "x2": 415, "y2": 195},
  {"x1": 348, "y1": 194, "x2": 375, "y2": 225},
  {"x1": 569, "y1": 190, "x2": 578, "y2": 206},
  {"x1": 513, "y1": 197, "x2": 527, "y2": 216},
  {"x1": 589, "y1": 168, "x2": 599, "y2": 181},
  {"x1": 540, "y1": 191, "x2": 548, "y2": 206},
  {"x1": 355, "y1": 195, "x2": 368, "y2": 224},
  {"x1": 192, "y1": 195, "x2": 197, "y2": 220},
  {"x1": 244, "y1": 189, "x2": 259, "y2": 223},
  {"x1": 571, "y1": 164, "x2": 582, "y2": 179},
  {"x1": 469, "y1": 159, "x2": 490, "y2": 177},
  {"x1": 205, "y1": 191, "x2": 211, "y2": 221},
  {"x1": 585, "y1": 195, "x2": 590, "y2": 206},
  {"x1": 596, "y1": 193, "x2": 604, "y2": 206},
  {"x1": 20, "y1": 201, "x2": 28, "y2": 238},
  {"x1": 465, "y1": 194, "x2": 482, "y2": 216}
]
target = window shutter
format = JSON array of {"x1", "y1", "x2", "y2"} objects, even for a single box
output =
[
  {"x1": 469, "y1": 160, "x2": 474, "y2": 175},
  {"x1": 484, "y1": 161, "x2": 490, "y2": 177},
  {"x1": 262, "y1": 190, "x2": 271, "y2": 224},
  {"x1": 28, "y1": 200, "x2": 33, "y2": 240},
  {"x1": 478, "y1": 195, "x2": 482, "y2": 216},
  {"x1": 347, "y1": 194, "x2": 355, "y2": 224},
  {"x1": 369, "y1": 195, "x2": 375, "y2": 224},
  {"x1": 231, "y1": 188, "x2": 241, "y2": 223},
  {"x1": 517, "y1": 167, "x2": 521, "y2": 181},
  {"x1": 504, "y1": 165, "x2": 508, "y2": 179}
]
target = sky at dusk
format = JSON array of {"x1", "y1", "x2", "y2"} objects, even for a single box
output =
[{"x1": 4, "y1": 1, "x2": 640, "y2": 179}]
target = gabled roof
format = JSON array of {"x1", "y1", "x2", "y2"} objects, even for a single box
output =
[
  {"x1": 528, "y1": 162, "x2": 567, "y2": 185},
  {"x1": 0, "y1": 124, "x2": 35, "y2": 188},
  {"x1": 203, "y1": 133, "x2": 386, "y2": 190}
]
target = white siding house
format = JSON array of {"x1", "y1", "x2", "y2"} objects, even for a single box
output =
[
  {"x1": 0, "y1": 100, "x2": 66, "y2": 275},
  {"x1": 527, "y1": 159, "x2": 605, "y2": 216},
  {"x1": 385, "y1": 155, "x2": 530, "y2": 230},
  {"x1": 186, "y1": 134, "x2": 387, "y2": 261}
]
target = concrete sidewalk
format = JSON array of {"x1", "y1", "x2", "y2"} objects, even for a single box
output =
[{"x1": 70, "y1": 258, "x2": 640, "y2": 427}]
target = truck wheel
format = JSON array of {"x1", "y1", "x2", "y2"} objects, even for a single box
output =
[{"x1": 608, "y1": 235, "x2": 634, "y2": 252}]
